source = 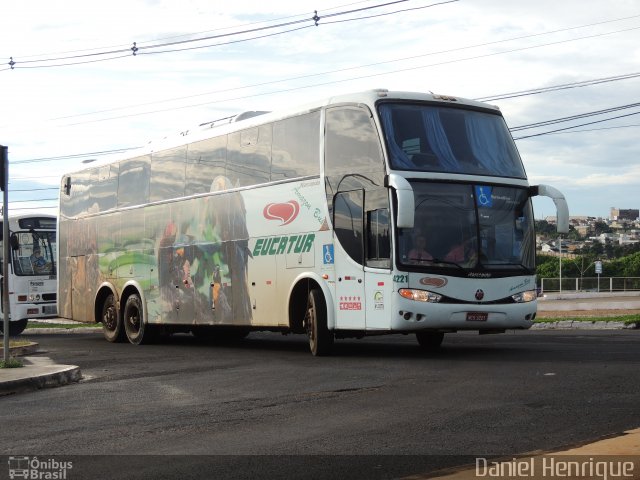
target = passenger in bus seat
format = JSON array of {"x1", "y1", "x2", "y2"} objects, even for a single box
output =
[
  {"x1": 407, "y1": 235, "x2": 433, "y2": 263},
  {"x1": 445, "y1": 238, "x2": 477, "y2": 266}
]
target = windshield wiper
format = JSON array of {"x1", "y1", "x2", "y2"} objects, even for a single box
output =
[{"x1": 418, "y1": 257, "x2": 465, "y2": 270}]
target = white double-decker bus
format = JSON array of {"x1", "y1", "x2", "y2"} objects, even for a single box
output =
[
  {"x1": 58, "y1": 89, "x2": 568, "y2": 355},
  {"x1": 1, "y1": 214, "x2": 58, "y2": 336}
]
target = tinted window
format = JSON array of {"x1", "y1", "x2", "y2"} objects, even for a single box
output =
[
  {"x1": 150, "y1": 146, "x2": 186, "y2": 202},
  {"x1": 272, "y1": 111, "x2": 321, "y2": 180},
  {"x1": 379, "y1": 103, "x2": 526, "y2": 178},
  {"x1": 92, "y1": 164, "x2": 118, "y2": 212},
  {"x1": 186, "y1": 135, "x2": 227, "y2": 195},
  {"x1": 333, "y1": 190, "x2": 364, "y2": 265},
  {"x1": 226, "y1": 125, "x2": 271, "y2": 187},
  {"x1": 118, "y1": 155, "x2": 150, "y2": 208}
]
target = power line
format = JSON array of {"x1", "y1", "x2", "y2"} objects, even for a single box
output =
[
  {"x1": 9, "y1": 198, "x2": 58, "y2": 204},
  {"x1": 0, "y1": 0, "x2": 376, "y2": 61},
  {"x1": 43, "y1": 16, "x2": 640, "y2": 125},
  {"x1": 476, "y1": 72, "x2": 640, "y2": 102},
  {"x1": 512, "y1": 110, "x2": 640, "y2": 140},
  {"x1": 4, "y1": 0, "x2": 451, "y2": 70},
  {"x1": 59, "y1": 25, "x2": 640, "y2": 126},
  {"x1": 510, "y1": 102, "x2": 640, "y2": 131},
  {"x1": 7, "y1": 187, "x2": 58, "y2": 192},
  {"x1": 7, "y1": 205, "x2": 57, "y2": 211},
  {"x1": 13, "y1": 99, "x2": 640, "y2": 166},
  {"x1": 10, "y1": 147, "x2": 139, "y2": 165}
]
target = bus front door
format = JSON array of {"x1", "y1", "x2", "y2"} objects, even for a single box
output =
[{"x1": 332, "y1": 190, "x2": 366, "y2": 330}]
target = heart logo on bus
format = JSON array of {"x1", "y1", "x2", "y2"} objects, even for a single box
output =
[{"x1": 263, "y1": 201, "x2": 300, "y2": 226}]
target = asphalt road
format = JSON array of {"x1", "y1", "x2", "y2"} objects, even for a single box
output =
[{"x1": 2, "y1": 330, "x2": 639, "y2": 479}]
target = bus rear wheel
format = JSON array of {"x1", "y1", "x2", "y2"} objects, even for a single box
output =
[
  {"x1": 416, "y1": 331, "x2": 444, "y2": 349},
  {"x1": 101, "y1": 294, "x2": 125, "y2": 343},
  {"x1": 0, "y1": 319, "x2": 28, "y2": 336},
  {"x1": 304, "y1": 288, "x2": 333, "y2": 356},
  {"x1": 123, "y1": 294, "x2": 154, "y2": 345}
]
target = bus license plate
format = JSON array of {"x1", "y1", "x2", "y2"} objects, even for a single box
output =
[{"x1": 467, "y1": 312, "x2": 488, "y2": 321}]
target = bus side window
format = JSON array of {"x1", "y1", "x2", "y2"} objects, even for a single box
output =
[
  {"x1": 150, "y1": 146, "x2": 186, "y2": 202},
  {"x1": 117, "y1": 155, "x2": 150, "y2": 208},
  {"x1": 366, "y1": 208, "x2": 390, "y2": 268},
  {"x1": 333, "y1": 190, "x2": 364, "y2": 265},
  {"x1": 186, "y1": 135, "x2": 227, "y2": 195},
  {"x1": 272, "y1": 111, "x2": 321, "y2": 180}
]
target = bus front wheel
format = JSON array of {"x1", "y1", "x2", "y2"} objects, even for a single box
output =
[
  {"x1": 304, "y1": 288, "x2": 333, "y2": 356},
  {"x1": 0, "y1": 318, "x2": 28, "y2": 336},
  {"x1": 101, "y1": 294, "x2": 125, "y2": 343},
  {"x1": 123, "y1": 294, "x2": 154, "y2": 345},
  {"x1": 416, "y1": 331, "x2": 444, "y2": 349}
]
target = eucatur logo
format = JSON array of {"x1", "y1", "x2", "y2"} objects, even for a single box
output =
[
  {"x1": 419, "y1": 277, "x2": 448, "y2": 288},
  {"x1": 263, "y1": 201, "x2": 300, "y2": 226}
]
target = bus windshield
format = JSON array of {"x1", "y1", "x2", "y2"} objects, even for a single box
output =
[
  {"x1": 379, "y1": 102, "x2": 526, "y2": 178},
  {"x1": 398, "y1": 182, "x2": 535, "y2": 273},
  {"x1": 10, "y1": 230, "x2": 56, "y2": 276}
]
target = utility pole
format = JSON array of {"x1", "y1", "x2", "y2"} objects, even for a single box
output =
[
  {"x1": 2, "y1": 145, "x2": 9, "y2": 362},
  {"x1": 558, "y1": 235, "x2": 562, "y2": 293}
]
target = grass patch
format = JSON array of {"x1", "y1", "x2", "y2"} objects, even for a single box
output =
[
  {"x1": 535, "y1": 314, "x2": 640, "y2": 325},
  {"x1": 26, "y1": 322, "x2": 100, "y2": 329},
  {"x1": 0, "y1": 357, "x2": 23, "y2": 368},
  {"x1": 9, "y1": 340, "x2": 31, "y2": 347}
]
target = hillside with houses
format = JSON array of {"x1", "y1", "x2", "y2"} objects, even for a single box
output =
[{"x1": 537, "y1": 207, "x2": 640, "y2": 259}]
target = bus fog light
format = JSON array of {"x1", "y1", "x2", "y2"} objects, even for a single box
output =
[
  {"x1": 511, "y1": 289, "x2": 537, "y2": 303},
  {"x1": 399, "y1": 288, "x2": 442, "y2": 303}
]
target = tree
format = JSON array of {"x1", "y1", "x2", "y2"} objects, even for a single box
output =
[{"x1": 593, "y1": 221, "x2": 612, "y2": 235}]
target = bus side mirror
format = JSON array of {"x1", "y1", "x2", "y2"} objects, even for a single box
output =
[
  {"x1": 385, "y1": 174, "x2": 414, "y2": 228},
  {"x1": 9, "y1": 233, "x2": 19, "y2": 250},
  {"x1": 530, "y1": 184, "x2": 569, "y2": 234}
]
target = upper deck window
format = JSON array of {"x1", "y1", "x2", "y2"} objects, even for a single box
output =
[{"x1": 379, "y1": 103, "x2": 526, "y2": 179}]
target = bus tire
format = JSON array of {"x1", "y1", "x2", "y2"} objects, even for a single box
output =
[
  {"x1": 101, "y1": 294, "x2": 125, "y2": 343},
  {"x1": 123, "y1": 294, "x2": 154, "y2": 345},
  {"x1": 0, "y1": 318, "x2": 28, "y2": 336},
  {"x1": 416, "y1": 331, "x2": 444, "y2": 349},
  {"x1": 305, "y1": 288, "x2": 333, "y2": 356}
]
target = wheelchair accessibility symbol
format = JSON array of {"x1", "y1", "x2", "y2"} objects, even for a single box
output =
[
  {"x1": 475, "y1": 185, "x2": 493, "y2": 208},
  {"x1": 323, "y1": 244, "x2": 334, "y2": 264}
]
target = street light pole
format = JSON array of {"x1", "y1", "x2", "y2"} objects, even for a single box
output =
[
  {"x1": 558, "y1": 235, "x2": 562, "y2": 293},
  {"x1": 2, "y1": 145, "x2": 10, "y2": 362}
]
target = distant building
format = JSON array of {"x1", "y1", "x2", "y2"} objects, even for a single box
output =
[{"x1": 610, "y1": 207, "x2": 639, "y2": 221}]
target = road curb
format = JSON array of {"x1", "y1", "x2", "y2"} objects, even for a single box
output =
[
  {"x1": 0, "y1": 357, "x2": 82, "y2": 397},
  {"x1": 0, "y1": 341, "x2": 39, "y2": 357},
  {"x1": 532, "y1": 320, "x2": 638, "y2": 330},
  {"x1": 22, "y1": 327, "x2": 102, "y2": 335}
]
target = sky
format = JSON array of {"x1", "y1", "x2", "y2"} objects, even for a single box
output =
[{"x1": 1, "y1": 0, "x2": 639, "y2": 220}]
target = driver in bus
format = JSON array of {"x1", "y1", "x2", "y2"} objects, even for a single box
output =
[
  {"x1": 30, "y1": 247, "x2": 48, "y2": 273},
  {"x1": 407, "y1": 235, "x2": 433, "y2": 263}
]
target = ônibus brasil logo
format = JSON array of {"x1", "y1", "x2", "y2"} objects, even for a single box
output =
[{"x1": 263, "y1": 201, "x2": 300, "y2": 226}]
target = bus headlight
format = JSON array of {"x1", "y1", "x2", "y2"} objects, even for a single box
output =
[
  {"x1": 399, "y1": 289, "x2": 442, "y2": 303},
  {"x1": 511, "y1": 290, "x2": 537, "y2": 303}
]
